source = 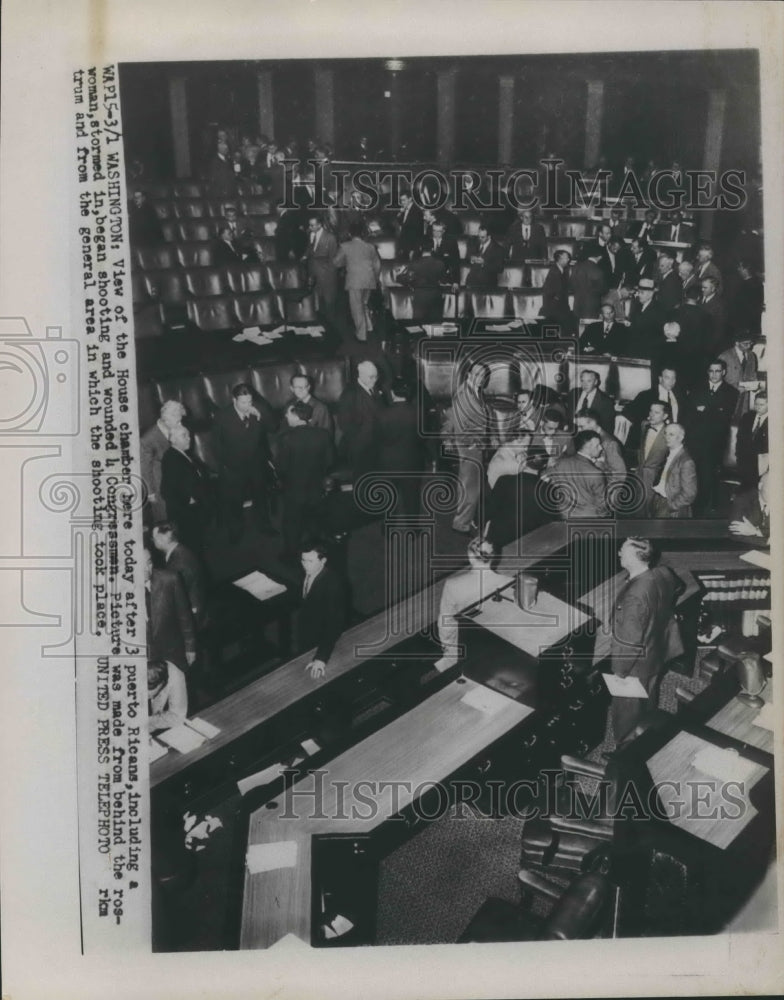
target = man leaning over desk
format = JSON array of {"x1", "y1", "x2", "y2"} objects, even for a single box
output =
[{"x1": 298, "y1": 542, "x2": 348, "y2": 680}]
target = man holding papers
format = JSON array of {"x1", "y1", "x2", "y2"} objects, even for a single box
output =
[{"x1": 608, "y1": 537, "x2": 684, "y2": 749}]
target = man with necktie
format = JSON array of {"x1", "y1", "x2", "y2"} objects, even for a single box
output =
[
  {"x1": 141, "y1": 400, "x2": 187, "y2": 524},
  {"x1": 636, "y1": 401, "x2": 670, "y2": 516},
  {"x1": 565, "y1": 369, "x2": 615, "y2": 434},
  {"x1": 297, "y1": 543, "x2": 347, "y2": 679},
  {"x1": 735, "y1": 392, "x2": 769, "y2": 488},
  {"x1": 396, "y1": 191, "x2": 424, "y2": 260},
  {"x1": 654, "y1": 209, "x2": 695, "y2": 247},
  {"x1": 718, "y1": 333, "x2": 759, "y2": 421},
  {"x1": 540, "y1": 249, "x2": 576, "y2": 334},
  {"x1": 303, "y1": 215, "x2": 339, "y2": 332},
  {"x1": 424, "y1": 220, "x2": 460, "y2": 284},
  {"x1": 650, "y1": 423, "x2": 698, "y2": 518},
  {"x1": 700, "y1": 276, "x2": 727, "y2": 352},
  {"x1": 506, "y1": 209, "x2": 548, "y2": 261},
  {"x1": 687, "y1": 359, "x2": 739, "y2": 513},
  {"x1": 465, "y1": 224, "x2": 505, "y2": 288},
  {"x1": 580, "y1": 303, "x2": 627, "y2": 354}
]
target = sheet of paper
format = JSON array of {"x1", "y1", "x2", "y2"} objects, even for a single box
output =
[
  {"x1": 751, "y1": 702, "x2": 776, "y2": 732},
  {"x1": 405, "y1": 325, "x2": 424, "y2": 333},
  {"x1": 740, "y1": 549, "x2": 771, "y2": 570},
  {"x1": 246, "y1": 840, "x2": 298, "y2": 874},
  {"x1": 232, "y1": 570, "x2": 287, "y2": 602},
  {"x1": 301, "y1": 738, "x2": 321, "y2": 756},
  {"x1": 603, "y1": 673, "x2": 648, "y2": 698},
  {"x1": 693, "y1": 745, "x2": 760, "y2": 784},
  {"x1": 460, "y1": 682, "x2": 512, "y2": 715},
  {"x1": 148, "y1": 739, "x2": 168, "y2": 763},
  {"x1": 323, "y1": 914, "x2": 354, "y2": 939},
  {"x1": 237, "y1": 762, "x2": 284, "y2": 795},
  {"x1": 157, "y1": 724, "x2": 207, "y2": 754},
  {"x1": 185, "y1": 717, "x2": 221, "y2": 740}
]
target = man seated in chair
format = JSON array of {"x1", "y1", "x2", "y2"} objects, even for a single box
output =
[{"x1": 147, "y1": 659, "x2": 188, "y2": 733}]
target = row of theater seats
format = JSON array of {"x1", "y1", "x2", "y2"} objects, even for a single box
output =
[
  {"x1": 143, "y1": 180, "x2": 268, "y2": 200},
  {"x1": 150, "y1": 197, "x2": 273, "y2": 220}
]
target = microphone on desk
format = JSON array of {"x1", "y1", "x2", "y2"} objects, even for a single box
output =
[{"x1": 735, "y1": 652, "x2": 767, "y2": 709}]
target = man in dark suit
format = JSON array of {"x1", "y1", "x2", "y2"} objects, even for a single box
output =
[
  {"x1": 700, "y1": 276, "x2": 727, "y2": 352},
  {"x1": 547, "y1": 430, "x2": 609, "y2": 519},
  {"x1": 570, "y1": 250, "x2": 606, "y2": 321},
  {"x1": 606, "y1": 206, "x2": 629, "y2": 241},
  {"x1": 423, "y1": 221, "x2": 460, "y2": 284},
  {"x1": 140, "y1": 400, "x2": 186, "y2": 524},
  {"x1": 622, "y1": 368, "x2": 684, "y2": 449},
  {"x1": 671, "y1": 286, "x2": 713, "y2": 388},
  {"x1": 275, "y1": 401, "x2": 335, "y2": 560},
  {"x1": 213, "y1": 225, "x2": 246, "y2": 265},
  {"x1": 649, "y1": 423, "x2": 698, "y2": 518},
  {"x1": 653, "y1": 209, "x2": 696, "y2": 247},
  {"x1": 423, "y1": 206, "x2": 462, "y2": 240},
  {"x1": 678, "y1": 258, "x2": 700, "y2": 300},
  {"x1": 600, "y1": 235, "x2": 632, "y2": 289},
  {"x1": 144, "y1": 547, "x2": 196, "y2": 673},
  {"x1": 626, "y1": 209, "x2": 659, "y2": 244},
  {"x1": 564, "y1": 369, "x2": 615, "y2": 434},
  {"x1": 151, "y1": 522, "x2": 208, "y2": 630},
  {"x1": 397, "y1": 249, "x2": 447, "y2": 323},
  {"x1": 160, "y1": 425, "x2": 213, "y2": 553},
  {"x1": 465, "y1": 224, "x2": 505, "y2": 288},
  {"x1": 396, "y1": 192, "x2": 424, "y2": 260},
  {"x1": 540, "y1": 250, "x2": 576, "y2": 335},
  {"x1": 337, "y1": 360, "x2": 386, "y2": 479},
  {"x1": 580, "y1": 303, "x2": 628, "y2": 354},
  {"x1": 287, "y1": 373, "x2": 333, "y2": 434},
  {"x1": 655, "y1": 252, "x2": 683, "y2": 313},
  {"x1": 626, "y1": 278, "x2": 665, "y2": 360},
  {"x1": 607, "y1": 537, "x2": 684, "y2": 746},
  {"x1": 627, "y1": 238, "x2": 656, "y2": 285},
  {"x1": 376, "y1": 377, "x2": 427, "y2": 517},
  {"x1": 506, "y1": 209, "x2": 548, "y2": 261},
  {"x1": 129, "y1": 190, "x2": 163, "y2": 246},
  {"x1": 214, "y1": 382, "x2": 276, "y2": 541},
  {"x1": 687, "y1": 359, "x2": 739, "y2": 513},
  {"x1": 735, "y1": 393, "x2": 768, "y2": 488},
  {"x1": 635, "y1": 401, "x2": 670, "y2": 516},
  {"x1": 298, "y1": 543, "x2": 348, "y2": 679},
  {"x1": 205, "y1": 140, "x2": 237, "y2": 199},
  {"x1": 730, "y1": 261, "x2": 764, "y2": 337},
  {"x1": 303, "y1": 216, "x2": 339, "y2": 329}
]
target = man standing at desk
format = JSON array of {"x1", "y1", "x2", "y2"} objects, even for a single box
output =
[
  {"x1": 298, "y1": 543, "x2": 347, "y2": 680},
  {"x1": 608, "y1": 537, "x2": 684, "y2": 749}
]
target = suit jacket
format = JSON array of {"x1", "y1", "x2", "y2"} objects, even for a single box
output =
[
  {"x1": 205, "y1": 154, "x2": 236, "y2": 198},
  {"x1": 624, "y1": 387, "x2": 684, "y2": 441},
  {"x1": 580, "y1": 320, "x2": 628, "y2": 355},
  {"x1": 627, "y1": 300, "x2": 666, "y2": 359},
  {"x1": 695, "y1": 259, "x2": 723, "y2": 291},
  {"x1": 397, "y1": 203, "x2": 425, "y2": 258},
  {"x1": 213, "y1": 404, "x2": 272, "y2": 476},
  {"x1": 688, "y1": 381, "x2": 739, "y2": 447},
  {"x1": 160, "y1": 447, "x2": 212, "y2": 538},
  {"x1": 275, "y1": 424, "x2": 334, "y2": 503},
  {"x1": 337, "y1": 382, "x2": 386, "y2": 474},
  {"x1": 423, "y1": 235, "x2": 460, "y2": 283},
  {"x1": 506, "y1": 220, "x2": 548, "y2": 261},
  {"x1": 334, "y1": 237, "x2": 381, "y2": 289},
  {"x1": 377, "y1": 399, "x2": 426, "y2": 473},
  {"x1": 656, "y1": 269, "x2": 683, "y2": 313},
  {"x1": 598, "y1": 244, "x2": 632, "y2": 288},
  {"x1": 465, "y1": 237, "x2": 505, "y2": 287},
  {"x1": 147, "y1": 569, "x2": 196, "y2": 669},
  {"x1": 671, "y1": 303, "x2": 712, "y2": 384},
  {"x1": 129, "y1": 202, "x2": 163, "y2": 246},
  {"x1": 549, "y1": 453, "x2": 609, "y2": 518},
  {"x1": 730, "y1": 275, "x2": 764, "y2": 336},
  {"x1": 140, "y1": 423, "x2": 170, "y2": 504},
  {"x1": 651, "y1": 447, "x2": 698, "y2": 517},
  {"x1": 701, "y1": 294, "x2": 727, "y2": 351},
  {"x1": 718, "y1": 346, "x2": 758, "y2": 390},
  {"x1": 305, "y1": 229, "x2": 339, "y2": 297},
  {"x1": 627, "y1": 248, "x2": 656, "y2": 285},
  {"x1": 570, "y1": 259, "x2": 606, "y2": 319},
  {"x1": 213, "y1": 237, "x2": 246, "y2": 265},
  {"x1": 735, "y1": 411, "x2": 769, "y2": 486},
  {"x1": 165, "y1": 543, "x2": 208, "y2": 627},
  {"x1": 564, "y1": 430, "x2": 626, "y2": 487},
  {"x1": 541, "y1": 264, "x2": 575, "y2": 325},
  {"x1": 609, "y1": 565, "x2": 684, "y2": 687},
  {"x1": 297, "y1": 566, "x2": 347, "y2": 663},
  {"x1": 626, "y1": 220, "x2": 659, "y2": 244},
  {"x1": 636, "y1": 423, "x2": 669, "y2": 510},
  {"x1": 401, "y1": 255, "x2": 448, "y2": 321},
  {"x1": 564, "y1": 387, "x2": 615, "y2": 434}
]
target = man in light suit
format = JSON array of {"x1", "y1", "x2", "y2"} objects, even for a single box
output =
[
  {"x1": 304, "y1": 215, "x2": 339, "y2": 330},
  {"x1": 650, "y1": 423, "x2": 698, "y2": 518},
  {"x1": 548, "y1": 430, "x2": 610, "y2": 519},
  {"x1": 607, "y1": 537, "x2": 684, "y2": 746},
  {"x1": 636, "y1": 401, "x2": 670, "y2": 516},
  {"x1": 334, "y1": 220, "x2": 381, "y2": 342},
  {"x1": 718, "y1": 333, "x2": 759, "y2": 422},
  {"x1": 140, "y1": 400, "x2": 187, "y2": 523}
]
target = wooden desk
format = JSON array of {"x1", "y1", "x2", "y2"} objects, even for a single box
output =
[
  {"x1": 240, "y1": 678, "x2": 533, "y2": 949},
  {"x1": 151, "y1": 519, "x2": 739, "y2": 791},
  {"x1": 706, "y1": 682, "x2": 774, "y2": 754}
]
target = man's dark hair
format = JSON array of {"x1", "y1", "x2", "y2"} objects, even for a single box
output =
[
  {"x1": 709, "y1": 358, "x2": 727, "y2": 373},
  {"x1": 574, "y1": 429, "x2": 600, "y2": 452},
  {"x1": 301, "y1": 541, "x2": 329, "y2": 561},
  {"x1": 684, "y1": 285, "x2": 701, "y2": 302},
  {"x1": 152, "y1": 521, "x2": 180, "y2": 541},
  {"x1": 578, "y1": 407, "x2": 602, "y2": 425},
  {"x1": 625, "y1": 535, "x2": 658, "y2": 566},
  {"x1": 232, "y1": 382, "x2": 254, "y2": 398},
  {"x1": 290, "y1": 372, "x2": 313, "y2": 390},
  {"x1": 147, "y1": 660, "x2": 168, "y2": 689},
  {"x1": 288, "y1": 400, "x2": 313, "y2": 422},
  {"x1": 348, "y1": 219, "x2": 365, "y2": 238},
  {"x1": 542, "y1": 407, "x2": 563, "y2": 426}
]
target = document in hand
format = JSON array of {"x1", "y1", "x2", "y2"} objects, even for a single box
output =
[{"x1": 603, "y1": 673, "x2": 648, "y2": 698}]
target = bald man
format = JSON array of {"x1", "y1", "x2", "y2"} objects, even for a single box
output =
[
  {"x1": 336, "y1": 360, "x2": 386, "y2": 479},
  {"x1": 649, "y1": 423, "x2": 698, "y2": 518}
]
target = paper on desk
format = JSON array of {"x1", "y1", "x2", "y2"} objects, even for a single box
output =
[
  {"x1": 603, "y1": 674, "x2": 648, "y2": 699},
  {"x1": 301, "y1": 738, "x2": 321, "y2": 756},
  {"x1": 246, "y1": 840, "x2": 298, "y2": 874},
  {"x1": 693, "y1": 745, "x2": 759, "y2": 784},
  {"x1": 740, "y1": 549, "x2": 771, "y2": 570},
  {"x1": 323, "y1": 914, "x2": 354, "y2": 939},
  {"x1": 237, "y1": 762, "x2": 284, "y2": 795},
  {"x1": 148, "y1": 739, "x2": 168, "y2": 762},
  {"x1": 186, "y1": 717, "x2": 220, "y2": 740},
  {"x1": 751, "y1": 702, "x2": 776, "y2": 732},
  {"x1": 233, "y1": 570, "x2": 287, "y2": 602},
  {"x1": 157, "y1": 724, "x2": 207, "y2": 754},
  {"x1": 460, "y1": 683, "x2": 512, "y2": 715},
  {"x1": 405, "y1": 325, "x2": 424, "y2": 334},
  {"x1": 485, "y1": 323, "x2": 514, "y2": 332}
]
